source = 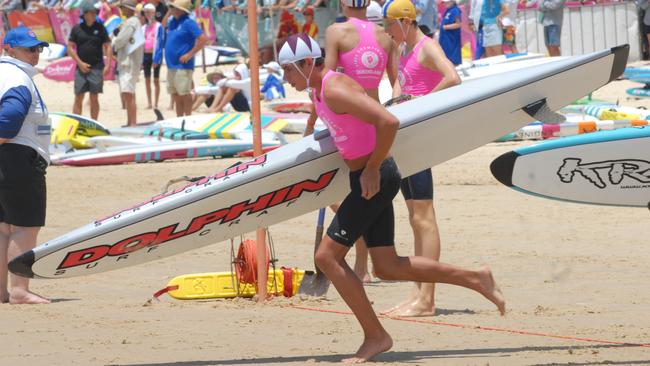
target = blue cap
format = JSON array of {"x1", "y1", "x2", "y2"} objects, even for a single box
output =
[{"x1": 3, "y1": 26, "x2": 49, "y2": 49}]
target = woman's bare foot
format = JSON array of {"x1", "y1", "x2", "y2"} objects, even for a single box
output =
[
  {"x1": 9, "y1": 290, "x2": 50, "y2": 305},
  {"x1": 342, "y1": 333, "x2": 393, "y2": 363},
  {"x1": 477, "y1": 266, "x2": 506, "y2": 315},
  {"x1": 146, "y1": 104, "x2": 153, "y2": 110},
  {"x1": 386, "y1": 299, "x2": 435, "y2": 317},
  {"x1": 353, "y1": 270, "x2": 372, "y2": 284},
  {"x1": 380, "y1": 294, "x2": 417, "y2": 315}
]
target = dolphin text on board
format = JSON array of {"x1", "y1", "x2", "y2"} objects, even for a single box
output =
[{"x1": 54, "y1": 169, "x2": 339, "y2": 275}]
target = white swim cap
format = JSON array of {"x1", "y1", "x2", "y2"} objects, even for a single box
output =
[
  {"x1": 278, "y1": 34, "x2": 322, "y2": 66},
  {"x1": 342, "y1": 0, "x2": 371, "y2": 8}
]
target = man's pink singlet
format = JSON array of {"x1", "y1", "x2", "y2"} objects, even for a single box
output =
[
  {"x1": 399, "y1": 37, "x2": 443, "y2": 96},
  {"x1": 312, "y1": 71, "x2": 376, "y2": 160},
  {"x1": 337, "y1": 17, "x2": 388, "y2": 89}
]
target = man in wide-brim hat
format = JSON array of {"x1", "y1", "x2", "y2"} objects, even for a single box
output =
[
  {"x1": 112, "y1": 0, "x2": 144, "y2": 126},
  {"x1": 164, "y1": 0, "x2": 208, "y2": 116}
]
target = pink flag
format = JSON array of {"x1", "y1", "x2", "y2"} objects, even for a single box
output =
[{"x1": 49, "y1": 9, "x2": 81, "y2": 44}]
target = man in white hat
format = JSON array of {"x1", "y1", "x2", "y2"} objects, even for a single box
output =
[
  {"x1": 164, "y1": 0, "x2": 208, "y2": 116},
  {"x1": 112, "y1": 0, "x2": 144, "y2": 126}
]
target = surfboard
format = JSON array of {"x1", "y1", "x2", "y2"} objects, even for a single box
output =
[
  {"x1": 8, "y1": 45, "x2": 628, "y2": 279},
  {"x1": 40, "y1": 43, "x2": 67, "y2": 62},
  {"x1": 626, "y1": 87, "x2": 650, "y2": 98},
  {"x1": 194, "y1": 45, "x2": 241, "y2": 66},
  {"x1": 52, "y1": 138, "x2": 280, "y2": 166},
  {"x1": 111, "y1": 113, "x2": 288, "y2": 140},
  {"x1": 490, "y1": 125, "x2": 650, "y2": 207},
  {"x1": 495, "y1": 118, "x2": 648, "y2": 142}
]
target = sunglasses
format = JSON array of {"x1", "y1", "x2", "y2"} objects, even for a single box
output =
[{"x1": 18, "y1": 45, "x2": 44, "y2": 53}]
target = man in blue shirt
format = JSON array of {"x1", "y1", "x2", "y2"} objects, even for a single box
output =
[
  {"x1": 439, "y1": 0, "x2": 461, "y2": 65},
  {"x1": 164, "y1": 0, "x2": 209, "y2": 116}
]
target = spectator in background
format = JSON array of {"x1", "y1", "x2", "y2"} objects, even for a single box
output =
[
  {"x1": 99, "y1": 0, "x2": 121, "y2": 21},
  {"x1": 0, "y1": 0, "x2": 23, "y2": 11},
  {"x1": 112, "y1": 0, "x2": 144, "y2": 126},
  {"x1": 439, "y1": 0, "x2": 462, "y2": 65},
  {"x1": 68, "y1": 0, "x2": 112, "y2": 121},
  {"x1": 536, "y1": 0, "x2": 565, "y2": 56},
  {"x1": 278, "y1": 10, "x2": 299, "y2": 40},
  {"x1": 301, "y1": 7, "x2": 319, "y2": 38},
  {"x1": 143, "y1": 3, "x2": 164, "y2": 110},
  {"x1": 414, "y1": 0, "x2": 438, "y2": 38},
  {"x1": 164, "y1": 0, "x2": 209, "y2": 116},
  {"x1": 469, "y1": 0, "x2": 508, "y2": 57},
  {"x1": 639, "y1": 0, "x2": 650, "y2": 57},
  {"x1": 148, "y1": 0, "x2": 168, "y2": 23},
  {"x1": 206, "y1": 63, "x2": 251, "y2": 112},
  {"x1": 260, "y1": 61, "x2": 285, "y2": 100},
  {"x1": 502, "y1": 0, "x2": 518, "y2": 53}
]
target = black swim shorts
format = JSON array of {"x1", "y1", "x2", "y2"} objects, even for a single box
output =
[
  {"x1": 327, "y1": 157, "x2": 401, "y2": 248},
  {"x1": 400, "y1": 169, "x2": 434, "y2": 200},
  {"x1": 0, "y1": 143, "x2": 47, "y2": 227}
]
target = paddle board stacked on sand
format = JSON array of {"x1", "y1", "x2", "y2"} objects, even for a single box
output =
[
  {"x1": 491, "y1": 125, "x2": 650, "y2": 207},
  {"x1": 8, "y1": 45, "x2": 628, "y2": 278},
  {"x1": 51, "y1": 138, "x2": 281, "y2": 166},
  {"x1": 111, "y1": 112, "x2": 288, "y2": 140},
  {"x1": 495, "y1": 116, "x2": 649, "y2": 142}
]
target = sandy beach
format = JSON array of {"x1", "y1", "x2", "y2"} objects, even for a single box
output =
[{"x1": 1, "y1": 59, "x2": 650, "y2": 366}]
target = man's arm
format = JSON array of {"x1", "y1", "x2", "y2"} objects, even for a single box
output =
[
  {"x1": 179, "y1": 34, "x2": 209, "y2": 63},
  {"x1": 112, "y1": 20, "x2": 136, "y2": 50}
]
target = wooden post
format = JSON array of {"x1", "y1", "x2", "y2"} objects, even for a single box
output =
[{"x1": 246, "y1": 0, "x2": 268, "y2": 303}]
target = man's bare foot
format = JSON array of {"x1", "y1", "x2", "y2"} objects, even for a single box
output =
[
  {"x1": 342, "y1": 333, "x2": 393, "y2": 363},
  {"x1": 477, "y1": 266, "x2": 506, "y2": 315},
  {"x1": 9, "y1": 290, "x2": 50, "y2": 305},
  {"x1": 386, "y1": 299, "x2": 435, "y2": 317},
  {"x1": 1, "y1": 291, "x2": 9, "y2": 304},
  {"x1": 146, "y1": 105, "x2": 152, "y2": 110}
]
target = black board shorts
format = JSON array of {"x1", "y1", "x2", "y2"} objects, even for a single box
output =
[
  {"x1": 400, "y1": 169, "x2": 434, "y2": 200},
  {"x1": 327, "y1": 157, "x2": 401, "y2": 248},
  {"x1": 0, "y1": 143, "x2": 47, "y2": 227}
]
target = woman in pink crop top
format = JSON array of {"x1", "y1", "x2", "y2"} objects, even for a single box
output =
[
  {"x1": 279, "y1": 34, "x2": 505, "y2": 363},
  {"x1": 381, "y1": 0, "x2": 466, "y2": 319}
]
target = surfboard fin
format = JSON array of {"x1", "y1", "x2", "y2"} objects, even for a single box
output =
[{"x1": 522, "y1": 98, "x2": 566, "y2": 124}]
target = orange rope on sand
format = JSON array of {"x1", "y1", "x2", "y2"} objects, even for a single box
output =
[{"x1": 289, "y1": 305, "x2": 650, "y2": 348}]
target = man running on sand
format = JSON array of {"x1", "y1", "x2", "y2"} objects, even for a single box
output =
[
  {"x1": 303, "y1": 0, "x2": 400, "y2": 282},
  {"x1": 279, "y1": 33, "x2": 505, "y2": 363}
]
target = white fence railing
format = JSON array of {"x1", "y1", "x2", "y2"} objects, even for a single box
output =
[{"x1": 516, "y1": 1, "x2": 641, "y2": 60}]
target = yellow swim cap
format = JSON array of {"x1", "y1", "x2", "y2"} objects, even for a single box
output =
[{"x1": 382, "y1": 0, "x2": 417, "y2": 20}]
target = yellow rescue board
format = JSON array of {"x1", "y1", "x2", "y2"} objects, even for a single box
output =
[{"x1": 167, "y1": 269, "x2": 306, "y2": 300}]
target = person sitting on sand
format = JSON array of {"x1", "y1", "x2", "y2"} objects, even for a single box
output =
[
  {"x1": 206, "y1": 63, "x2": 252, "y2": 113},
  {"x1": 278, "y1": 33, "x2": 505, "y2": 363}
]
